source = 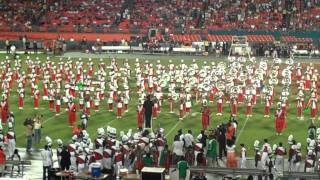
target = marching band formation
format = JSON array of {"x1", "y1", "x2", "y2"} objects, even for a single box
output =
[{"x1": 0, "y1": 55, "x2": 318, "y2": 177}]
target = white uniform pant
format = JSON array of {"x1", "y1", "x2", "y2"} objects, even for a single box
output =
[
  {"x1": 70, "y1": 156, "x2": 77, "y2": 170},
  {"x1": 275, "y1": 156, "x2": 284, "y2": 173},
  {"x1": 102, "y1": 158, "x2": 112, "y2": 170},
  {"x1": 8, "y1": 140, "x2": 16, "y2": 157},
  {"x1": 78, "y1": 163, "x2": 85, "y2": 173},
  {"x1": 240, "y1": 158, "x2": 246, "y2": 168},
  {"x1": 261, "y1": 152, "x2": 269, "y2": 170}
]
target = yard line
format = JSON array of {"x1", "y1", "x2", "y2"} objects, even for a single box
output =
[
  {"x1": 43, "y1": 115, "x2": 57, "y2": 124},
  {"x1": 103, "y1": 118, "x2": 118, "y2": 128},
  {"x1": 236, "y1": 116, "x2": 249, "y2": 142},
  {"x1": 165, "y1": 121, "x2": 181, "y2": 138}
]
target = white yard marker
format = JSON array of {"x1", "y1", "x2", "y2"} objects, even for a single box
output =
[
  {"x1": 236, "y1": 116, "x2": 249, "y2": 142},
  {"x1": 165, "y1": 121, "x2": 181, "y2": 138}
]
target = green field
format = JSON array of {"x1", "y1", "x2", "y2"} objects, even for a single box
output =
[{"x1": 3, "y1": 53, "x2": 318, "y2": 156}]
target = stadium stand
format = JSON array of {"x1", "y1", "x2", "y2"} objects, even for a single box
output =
[{"x1": 0, "y1": 0, "x2": 319, "y2": 33}]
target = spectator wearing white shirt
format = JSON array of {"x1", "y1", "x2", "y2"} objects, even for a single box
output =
[
  {"x1": 172, "y1": 136, "x2": 184, "y2": 165},
  {"x1": 184, "y1": 130, "x2": 194, "y2": 148},
  {"x1": 41, "y1": 145, "x2": 52, "y2": 180}
]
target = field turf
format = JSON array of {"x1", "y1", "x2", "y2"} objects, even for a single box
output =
[{"x1": 3, "y1": 53, "x2": 318, "y2": 156}]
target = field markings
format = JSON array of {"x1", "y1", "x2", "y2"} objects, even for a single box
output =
[
  {"x1": 165, "y1": 120, "x2": 181, "y2": 138},
  {"x1": 236, "y1": 116, "x2": 250, "y2": 142}
]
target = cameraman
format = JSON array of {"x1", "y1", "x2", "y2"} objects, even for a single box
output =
[
  {"x1": 34, "y1": 115, "x2": 43, "y2": 145},
  {"x1": 24, "y1": 118, "x2": 34, "y2": 152}
]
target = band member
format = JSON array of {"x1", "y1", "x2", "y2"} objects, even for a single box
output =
[
  {"x1": 275, "y1": 103, "x2": 286, "y2": 135},
  {"x1": 240, "y1": 144, "x2": 246, "y2": 168},
  {"x1": 18, "y1": 89, "x2": 24, "y2": 110},
  {"x1": 274, "y1": 142, "x2": 286, "y2": 172},
  {"x1": 264, "y1": 95, "x2": 271, "y2": 117},
  {"x1": 245, "y1": 95, "x2": 253, "y2": 117},
  {"x1": 296, "y1": 97, "x2": 304, "y2": 119},
  {"x1": 94, "y1": 97, "x2": 100, "y2": 112},
  {"x1": 216, "y1": 92, "x2": 223, "y2": 116},
  {"x1": 137, "y1": 102, "x2": 144, "y2": 129},
  {"x1": 168, "y1": 93, "x2": 173, "y2": 113},
  {"x1": 55, "y1": 95, "x2": 61, "y2": 115},
  {"x1": 179, "y1": 99, "x2": 185, "y2": 120},
  {"x1": 1, "y1": 97, "x2": 8, "y2": 124},
  {"x1": 68, "y1": 101, "x2": 77, "y2": 126},
  {"x1": 107, "y1": 97, "x2": 113, "y2": 112},
  {"x1": 76, "y1": 148, "x2": 86, "y2": 173},
  {"x1": 231, "y1": 96, "x2": 238, "y2": 117},
  {"x1": 124, "y1": 96, "x2": 129, "y2": 113},
  {"x1": 308, "y1": 94, "x2": 318, "y2": 120},
  {"x1": 117, "y1": 99, "x2": 123, "y2": 119},
  {"x1": 201, "y1": 102, "x2": 210, "y2": 130},
  {"x1": 153, "y1": 100, "x2": 158, "y2": 120},
  {"x1": 33, "y1": 86, "x2": 40, "y2": 110}
]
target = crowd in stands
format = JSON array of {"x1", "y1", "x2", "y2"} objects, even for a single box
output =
[{"x1": 0, "y1": 0, "x2": 319, "y2": 33}]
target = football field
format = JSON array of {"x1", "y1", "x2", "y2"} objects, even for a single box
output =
[{"x1": 4, "y1": 53, "x2": 319, "y2": 156}]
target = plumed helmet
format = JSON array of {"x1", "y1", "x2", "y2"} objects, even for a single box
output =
[
  {"x1": 72, "y1": 135, "x2": 78, "y2": 141},
  {"x1": 288, "y1": 134, "x2": 293, "y2": 143},
  {"x1": 57, "y1": 139, "x2": 63, "y2": 145},
  {"x1": 127, "y1": 129, "x2": 132, "y2": 138},
  {"x1": 296, "y1": 142, "x2": 301, "y2": 149},
  {"x1": 45, "y1": 136, "x2": 52, "y2": 145},
  {"x1": 272, "y1": 144, "x2": 278, "y2": 151}
]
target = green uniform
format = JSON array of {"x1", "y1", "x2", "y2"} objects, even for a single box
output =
[
  {"x1": 207, "y1": 139, "x2": 217, "y2": 159},
  {"x1": 142, "y1": 156, "x2": 153, "y2": 167},
  {"x1": 177, "y1": 160, "x2": 188, "y2": 179}
]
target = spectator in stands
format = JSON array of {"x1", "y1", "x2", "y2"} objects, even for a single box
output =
[
  {"x1": 41, "y1": 145, "x2": 52, "y2": 180},
  {"x1": 0, "y1": 145, "x2": 5, "y2": 177}
]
